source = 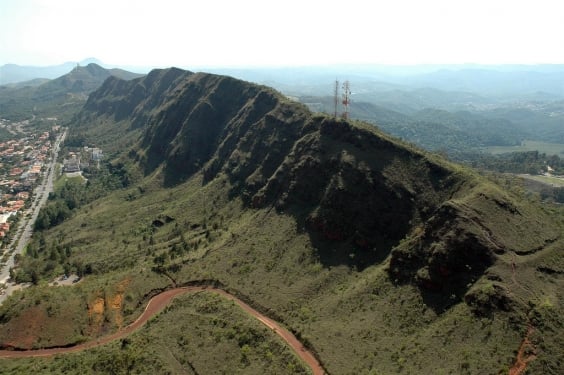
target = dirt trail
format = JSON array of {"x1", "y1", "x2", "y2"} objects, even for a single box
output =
[
  {"x1": 0, "y1": 287, "x2": 327, "y2": 375},
  {"x1": 507, "y1": 259, "x2": 537, "y2": 375},
  {"x1": 508, "y1": 325, "x2": 537, "y2": 375}
]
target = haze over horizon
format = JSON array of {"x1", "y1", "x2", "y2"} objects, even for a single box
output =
[{"x1": 1, "y1": 0, "x2": 563, "y2": 69}]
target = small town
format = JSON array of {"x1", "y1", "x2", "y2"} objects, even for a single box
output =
[
  {"x1": 0, "y1": 118, "x2": 106, "y2": 254},
  {"x1": 0, "y1": 123, "x2": 56, "y2": 242}
]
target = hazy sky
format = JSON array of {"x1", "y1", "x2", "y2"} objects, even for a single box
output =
[{"x1": 1, "y1": 0, "x2": 563, "y2": 68}]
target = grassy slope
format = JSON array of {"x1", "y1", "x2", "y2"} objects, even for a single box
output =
[{"x1": 0, "y1": 163, "x2": 561, "y2": 374}]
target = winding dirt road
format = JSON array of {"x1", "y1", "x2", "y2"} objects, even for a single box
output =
[{"x1": 0, "y1": 287, "x2": 326, "y2": 375}]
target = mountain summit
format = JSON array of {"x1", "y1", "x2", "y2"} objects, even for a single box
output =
[{"x1": 76, "y1": 69, "x2": 559, "y2": 272}]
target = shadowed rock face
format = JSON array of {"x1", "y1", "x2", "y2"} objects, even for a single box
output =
[
  {"x1": 75, "y1": 67, "x2": 560, "y2": 311},
  {"x1": 389, "y1": 201, "x2": 497, "y2": 303}
]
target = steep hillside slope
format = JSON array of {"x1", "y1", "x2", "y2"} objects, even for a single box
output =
[
  {"x1": 89, "y1": 69, "x2": 557, "y2": 278},
  {"x1": 70, "y1": 67, "x2": 192, "y2": 150},
  {"x1": 1, "y1": 69, "x2": 561, "y2": 374}
]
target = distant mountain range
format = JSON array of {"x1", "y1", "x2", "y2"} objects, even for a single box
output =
[
  {"x1": 399, "y1": 67, "x2": 564, "y2": 99},
  {"x1": 2, "y1": 59, "x2": 562, "y2": 158},
  {"x1": 0, "y1": 58, "x2": 107, "y2": 85},
  {"x1": 4, "y1": 60, "x2": 564, "y2": 100},
  {"x1": 209, "y1": 64, "x2": 564, "y2": 101}
]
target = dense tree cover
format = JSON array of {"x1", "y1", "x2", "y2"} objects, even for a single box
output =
[
  {"x1": 485, "y1": 105, "x2": 564, "y2": 144},
  {"x1": 540, "y1": 187, "x2": 564, "y2": 203},
  {"x1": 34, "y1": 201, "x2": 71, "y2": 230},
  {"x1": 467, "y1": 152, "x2": 564, "y2": 203},
  {"x1": 34, "y1": 161, "x2": 137, "y2": 231},
  {"x1": 0, "y1": 127, "x2": 14, "y2": 142},
  {"x1": 12, "y1": 232, "x2": 77, "y2": 284},
  {"x1": 12, "y1": 227, "x2": 97, "y2": 284},
  {"x1": 465, "y1": 151, "x2": 564, "y2": 175},
  {"x1": 63, "y1": 133, "x2": 87, "y2": 148}
]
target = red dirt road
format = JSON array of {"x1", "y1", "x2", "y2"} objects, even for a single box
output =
[{"x1": 0, "y1": 287, "x2": 327, "y2": 375}]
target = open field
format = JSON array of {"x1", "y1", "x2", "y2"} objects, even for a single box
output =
[
  {"x1": 1, "y1": 170, "x2": 560, "y2": 374},
  {"x1": 519, "y1": 174, "x2": 564, "y2": 187},
  {"x1": 483, "y1": 140, "x2": 564, "y2": 156}
]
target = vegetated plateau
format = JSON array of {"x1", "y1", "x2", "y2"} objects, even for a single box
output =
[{"x1": 0, "y1": 68, "x2": 562, "y2": 374}]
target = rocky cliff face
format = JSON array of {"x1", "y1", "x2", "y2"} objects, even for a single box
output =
[
  {"x1": 75, "y1": 68, "x2": 561, "y2": 309},
  {"x1": 81, "y1": 67, "x2": 190, "y2": 124}
]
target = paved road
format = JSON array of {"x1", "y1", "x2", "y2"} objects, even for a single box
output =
[
  {"x1": 0, "y1": 286, "x2": 327, "y2": 375},
  {"x1": 0, "y1": 130, "x2": 66, "y2": 303}
]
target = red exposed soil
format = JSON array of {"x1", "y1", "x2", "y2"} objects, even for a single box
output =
[
  {"x1": 87, "y1": 278, "x2": 130, "y2": 335},
  {"x1": 0, "y1": 287, "x2": 327, "y2": 375},
  {"x1": 507, "y1": 255, "x2": 537, "y2": 375},
  {"x1": 108, "y1": 278, "x2": 130, "y2": 329},
  {"x1": 508, "y1": 325, "x2": 537, "y2": 375},
  {"x1": 87, "y1": 296, "x2": 105, "y2": 335},
  {"x1": 0, "y1": 306, "x2": 47, "y2": 350}
]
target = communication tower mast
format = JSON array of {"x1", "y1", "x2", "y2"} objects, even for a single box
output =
[
  {"x1": 333, "y1": 79, "x2": 339, "y2": 118},
  {"x1": 341, "y1": 80, "x2": 351, "y2": 120}
]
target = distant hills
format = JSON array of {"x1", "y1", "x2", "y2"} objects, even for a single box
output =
[
  {"x1": 400, "y1": 67, "x2": 564, "y2": 99},
  {"x1": 210, "y1": 64, "x2": 564, "y2": 101},
  {"x1": 300, "y1": 96, "x2": 534, "y2": 156},
  {"x1": 0, "y1": 58, "x2": 106, "y2": 85},
  {"x1": 210, "y1": 65, "x2": 564, "y2": 157},
  {"x1": 35, "y1": 63, "x2": 142, "y2": 96},
  {"x1": 2, "y1": 68, "x2": 555, "y2": 373},
  {"x1": 4, "y1": 61, "x2": 564, "y2": 100},
  {"x1": 1, "y1": 59, "x2": 562, "y2": 168},
  {"x1": 0, "y1": 63, "x2": 142, "y2": 120},
  {"x1": 0, "y1": 61, "x2": 78, "y2": 85}
]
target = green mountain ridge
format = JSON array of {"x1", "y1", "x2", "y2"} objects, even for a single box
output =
[
  {"x1": 39, "y1": 63, "x2": 141, "y2": 95},
  {"x1": 1, "y1": 68, "x2": 562, "y2": 374},
  {"x1": 0, "y1": 63, "x2": 142, "y2": 121}
]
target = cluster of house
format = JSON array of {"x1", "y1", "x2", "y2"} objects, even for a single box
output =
[
  {"x1": 0, "y1": 129, "x2": 55, "y2": 239},
  {"x1": 63, "y1": 146, "x2": 103, "y2": 173}
]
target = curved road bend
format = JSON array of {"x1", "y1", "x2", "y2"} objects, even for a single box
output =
[{"x1": 0, "y1": 287, "x2": 327, "y2": 375}]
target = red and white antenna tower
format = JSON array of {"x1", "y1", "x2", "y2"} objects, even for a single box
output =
[
  {"x1": 333, "y1": 79, "x2": 340, "y2": 118},
  {"x1": 341, "y1": 80, "x2": 351, "y2": 120}
]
